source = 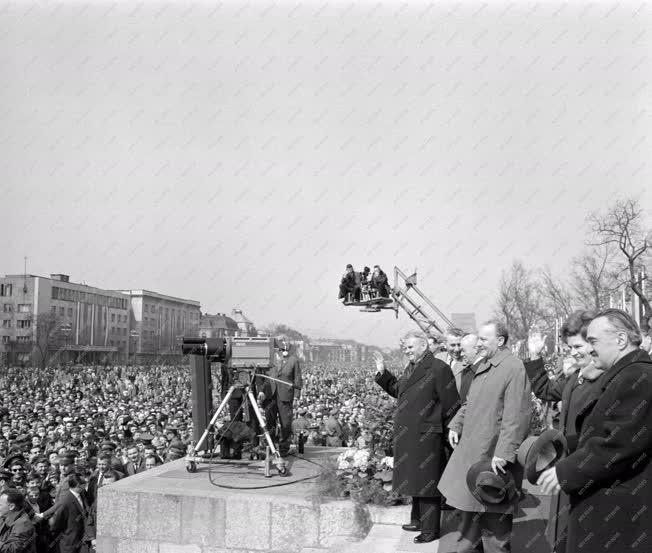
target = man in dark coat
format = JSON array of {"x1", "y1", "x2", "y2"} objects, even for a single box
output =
[
  {"x1": 50, "y1": 474, "x2": 87, "y2": 553},
  {"x1": 374, "y1": 331, "x2": 460, "y2": 544},
  {"x1": 539, "y1": 309, "x2": 652, "y2": 553},
  {"x1": 338, "y1": 264, "x2": 361, "y2": 301},
  {"x1": 263, "y1": 342, "x2": 302, "y2": 457},
  {"x1": 0, "y1": 488, "x2": 36, "y2": 553}
]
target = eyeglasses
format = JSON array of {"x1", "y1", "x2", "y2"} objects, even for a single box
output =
[{"x1": 11, "y1": 468, "x2": 24, "y2": 472}]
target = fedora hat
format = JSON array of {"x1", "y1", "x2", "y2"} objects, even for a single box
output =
[
  {"x1": 466, "y1": 459, "x2": 517, "y2": 505},
  {"x1": 517, "y1": 429, "x2": 567, "y2": 485}
]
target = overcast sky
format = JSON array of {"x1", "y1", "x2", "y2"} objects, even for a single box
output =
[{"x1": 1, "y1": 1, "x2": 651, "y2": 346}]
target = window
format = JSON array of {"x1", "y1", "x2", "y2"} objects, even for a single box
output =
[
  {"x1": 51, "y1": 306, "x2": 56, "y2": 315},
  {"x1": 1, "y1": 336, "x2": 9, "y2": 344},
  {"x1": 59, "y1": 307, "x2": 64, "y2": 316},
  {"x1": 111, "y1": 313, "x2": 115, "y2": 322},
  {"x1": 16, "y1": 336, "x2": 30, "y2": 343},
  {"x1": 1, "y1": 320, "x2": 10, "y2": 328},
  {"x1": 110, "y1": 340, "x2": 114, "y2": 346},
  {"x1": 17, "y1": 304, "x2": 31, "y2": 313},
  {"x1": 144, "y1": 305, "x2": 148, "y2": 313},
  {"x1": 111, "y1": 326, "x2": 115, "y2": 333},
  {"x1": 0, "y1": 284, "x2": 12, "y2": 297},
  {"x1": 3, "y1": 304, "x2": 11, "y2": 313},
  {"x1": 17, "y1": 320, "x2": 31, "y2": 329},
  {"x1": 68, "y1": 308, "x2": 73, "y2": 316}
]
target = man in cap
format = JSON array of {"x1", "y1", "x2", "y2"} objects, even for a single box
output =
[
  {"x1": 291, "y1": 408, "x2": 309, "y2": 454},
  {"x1": 339, "y1": 264, "x2": 361, "y2": 302}
]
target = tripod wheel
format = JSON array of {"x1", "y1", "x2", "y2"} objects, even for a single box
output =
[
  {"x1": 278, "y1": 465, "x2": 288, "y2": 476},
  {"x1": 186, "y1": 461, "x2": 197, "y2": 473}
]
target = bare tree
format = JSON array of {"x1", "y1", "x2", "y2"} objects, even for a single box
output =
[
  {"x1": 539, "y1": 266, "x2": 574, "y2": 320},
  {"x1": 31, "y1": 312, "x2": 66, "y2": 369},
  {"x1": 495, "y1": 260, "x2": 545, "y2": 343},
  {"x1": 570, "y1": 246, "x2": 618, "y2": 311},
  {"x1": 588, "y1": 198, "x2": 651, "y2": 331}
]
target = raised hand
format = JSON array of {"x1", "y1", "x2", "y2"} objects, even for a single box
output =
[
  {"x1": 372, "y1": 351, "x2": 385, "y2": 374},
  {"x1": 527, "y1": 331, "x2": 547, "y2": 359}
]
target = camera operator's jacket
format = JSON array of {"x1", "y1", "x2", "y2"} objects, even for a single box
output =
[
  {"x1": 267, "y1": 354, "x2": 302, "y2": 402},
  {"x1": 375, "y1": 350, "x2": 460, "y2": 497}
]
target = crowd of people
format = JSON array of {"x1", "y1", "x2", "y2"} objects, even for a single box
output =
[
  {"x1": 0, "y1": 309, "x2": 650, "y2": 552},
  {"x1": 0, "y1": 353, "x2": 402, "y2": 551}
]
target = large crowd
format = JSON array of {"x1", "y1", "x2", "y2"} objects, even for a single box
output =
[{"x1": 0, "y1": 356, "x2": 402, "y2": 551}]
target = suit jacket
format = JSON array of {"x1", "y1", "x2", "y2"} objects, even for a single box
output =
[
  {"x1": 555, "y1": 349, "x2": 652, "y2": 553},
  {"x1": 50, "y1": 491, "x2": 87, "y2": 553},
  {"x1": 0, "y1": 509, "x2": 36, "y2": 553},
  {"x1": 376, "y1": 350, "x2": 460, "y2": 497},
  {"x1": 268, "y1": 354, "x2": 302, "y2": 402},
  {"x1": 435, "y1": 352, "x2": 465, "y2": 392}
]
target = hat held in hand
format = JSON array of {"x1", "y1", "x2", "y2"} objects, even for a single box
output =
[
  {"x1": 466, "y1": 459, "x2": 518, "y2": 505},
  {"x1": 517, "y1": 429, "x2": 567, "y2": 485}
]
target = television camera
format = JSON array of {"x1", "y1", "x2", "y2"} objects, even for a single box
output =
[{"x1": 182, "y1": 336, "x2": 291, "y2": 476}]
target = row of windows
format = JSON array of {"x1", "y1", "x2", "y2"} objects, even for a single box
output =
[
  {"x1": 111, "y1": 327, "x2": 127, "y2": 335},
  {"x1": 1, "y1": 335, "x2": 31, "y2": 343},
  {"x1": 51, "y1": 305, "x2": 130, "y2": 322},
  {"x1": 143, "y1": 304, "x2": 199, "y2": 318},
  {"x1": 1, "y1": 304, "x2": 30, "y2": 313},
  {"x1": 0, "y1": 284, "x2": 12, "y2": 297},
  {"x1": 111, "y1": 313, "x2": 128, "y2": 322},
  {"x1": 52, "y1": 287, "x2": 128, "y2": 309},
  {"x1": 1, "y1": 320, "x2": 31, "y2": 329}
]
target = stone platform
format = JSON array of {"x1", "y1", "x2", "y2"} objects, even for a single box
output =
[
  {"x1": 95, "y1": 447, "x2": 397, "y2": 553},
  {"x1": 96, "y1": 447, "x2": 552, "y2": 553}
]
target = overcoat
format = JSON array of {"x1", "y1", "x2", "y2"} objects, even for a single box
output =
[
  {"x1": 266, "y1": 354, "x2": 302, "y2": 403},
  {"x1": 50, "y1": 490, "x2": 87, "y2": 553},
  {"x1": 555, "y1": 349, "x2": 652, "y2": 553},
  {"x1": 438, "y1": 347, "x2": 531, "y2": 512},
  {"x1": 525, "y1": 358, "x2": 603, "y2": 553},
  {"x1": 0, "y1": 508, "x2": 36, "y2": 553},
  {"x1": 375, "y1": 350, "x2": 459, "y2": 497}
]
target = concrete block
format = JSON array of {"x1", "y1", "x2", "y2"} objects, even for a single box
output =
[
  {"x1": 224, "y1": 498, "x2": 271, "y2": 550},
  {"x1": 319, "y1": 502, "x2": 370, "y2": 547},
  {"x1": 368, "y1": 504, "x2": 411, "y2": 526},
  {"x1": 271, "y1": 503, "x2": 320, "y2": 552},
  {"x1": 138, "y1": 493, "x2": 182, "y2": 541},
  {"x1": 117, "y1": 539, "x2": 158, "y2": 553},
  {"x1": 159, "y1": 544, "x2": 202, "y2": 553},
  {"x1": 96, "y1": 536, "x2": 118, "y2": 553},
  {"x1": 97, "y1": 491, "x2": 139, "y2": 538},
  {"x1": 181, "y1": 495, "x2": 226, "y2": 548}
]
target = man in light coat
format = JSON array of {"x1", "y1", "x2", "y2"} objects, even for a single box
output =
[{"x1": 438, "y1": 320, "x2": 531, "y2": 553}]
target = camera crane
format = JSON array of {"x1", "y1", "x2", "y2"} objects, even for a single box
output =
[{"x1": 343, "y1": 266, "x2": 454, "y2": 336}]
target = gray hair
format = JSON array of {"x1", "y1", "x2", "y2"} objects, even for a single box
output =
[
  {"x1": 402, "y1": 330, "x2": 429, "y2": 346},
  {"x1": 595, "y1": 308, "x2": 642, "y2": 347},
  {"x1": 461, "y1": 333, "x2": 478, "y2": 345}
]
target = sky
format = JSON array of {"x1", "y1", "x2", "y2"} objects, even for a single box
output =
[{"x1": 1, "y1": 1, "x2": 651, "y2": 347}]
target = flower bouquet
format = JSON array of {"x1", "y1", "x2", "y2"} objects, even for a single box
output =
[{"x1": 317, "y1": 446, "x2": 409, "y2": 506}]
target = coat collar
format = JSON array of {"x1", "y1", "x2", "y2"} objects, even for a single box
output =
[
  {"x1": 474, "y1": 348, "x2": 510, "y2": 376},
  {"x1": 598, "y1": 349, "x2": 652, "y2": 391},
  {"x1": 574, "y1": 349, "x2": 651, "y2": 427},
  {"x1": 402, "y1": 350, "x2": 432, "y2": 390}
]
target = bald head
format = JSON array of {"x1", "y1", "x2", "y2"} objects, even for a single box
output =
[{"x1": 460, "y1": 334, "x2": 479, "y2": 366}]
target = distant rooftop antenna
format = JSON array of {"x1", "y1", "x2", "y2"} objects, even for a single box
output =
[{"x1": 23, "y1": 256, "x2": 28, "y2": 294}]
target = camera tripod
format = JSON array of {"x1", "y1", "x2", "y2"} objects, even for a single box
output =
[{"x1": 186, "y1": 375, "x2": 289, "y2": 477}]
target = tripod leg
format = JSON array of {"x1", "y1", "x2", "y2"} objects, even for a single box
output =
[
  {"x1": 192, "y1": 385, "x2": 236, "y2": 454},
  {"x1": 247, "y1": 389, "x2": 278, "y2": 456}
]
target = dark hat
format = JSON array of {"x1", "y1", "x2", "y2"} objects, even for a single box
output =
[
  {"x1": 59, "y1": 454, "x2": 75, "y2": 466},
  {"x1": 517, "y1": 430, "x2": 567, "y2": 485},
  {"x1": 346, "y1": 264, "x2": 353, "y2": 269},
  {"x1": 165, "y1": 426, "x2": 178, "y2": 436},
  {"x1": 26, "y1": 471, "x2": 41, "y2": 483},
  {"x1": 466, "y1": 459, "x2": 518, "y2": 505},
  {"x1": 3, "y1": 454, "x2": 26, "y2": 469},
  {"x1": 168, "y1": 440, "x2": 186, "y2": 455},
  {"x1": 138, "y1": 433, "x2": 154, "y2": 446},
  {"x1": 100, "y1": 440, "x2": 117, "y2": 451},
  {"x1": 33, "y1": 456, "x2": 48, "y2": 465}
]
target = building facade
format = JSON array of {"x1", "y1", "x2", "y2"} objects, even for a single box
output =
[
  {"x1": 306, "y1": 340, "x2": 368, "y2": 364},
  {"x1": 118, "y1": 290, "x2": 201, "y2": 362},
  {"x1": 199, "y1": 312, "x2": 239, "y2": 338},
  {"x1": 0, "y1": 274, "x2": 129, "y2": 366}
]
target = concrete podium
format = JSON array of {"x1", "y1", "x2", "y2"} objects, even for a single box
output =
[{"x1": 95, "y1": 447, "x2": 402, "y2": 553}]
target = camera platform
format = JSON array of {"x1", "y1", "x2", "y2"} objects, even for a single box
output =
[{"x1": 95, "y1": 446, "x2": 380, "y2": 553}]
